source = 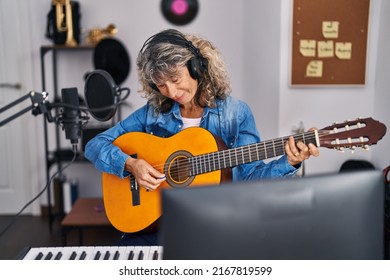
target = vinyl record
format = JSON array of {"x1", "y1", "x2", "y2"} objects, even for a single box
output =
[{"x1": 161, "y1": 0, "x2": 199, "y2": 26}]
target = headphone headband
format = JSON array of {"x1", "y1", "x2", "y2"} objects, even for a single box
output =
[
  {"x1": 139, "y1": 29, "x2": 208, "y2": 83},
  {"x1": 140, "y1": 29, "x2": 198, "y2": 55}
]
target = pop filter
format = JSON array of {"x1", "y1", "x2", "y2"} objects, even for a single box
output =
[{"x1": 84, "y1": 70, "x2": 119, "y2": 121}]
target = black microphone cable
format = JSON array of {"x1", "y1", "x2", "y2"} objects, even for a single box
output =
[
  {"x1": 0, "y1": 149, "x2": 77, "y2": 239},
  {"x1": 49, "y1": 87, "x2": 131, "y2": 116}
]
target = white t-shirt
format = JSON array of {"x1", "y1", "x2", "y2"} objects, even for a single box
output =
[{"x1": 182, "y1": 117, "x2": 201, "y2": 129}]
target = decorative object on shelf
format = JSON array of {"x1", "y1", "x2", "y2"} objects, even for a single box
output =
[
  {"x1": 93, "y1": 38, "x2": 131, "y2": 86},
  {"x1": 86, "y1": 23, "x2": 118, "y2": 45},
  {"x1": 45, "y1": 0, "x2": 81, "y2": 46},
  {"x1": 161, "y1": 0, "x2": 199, "y2": 26}
]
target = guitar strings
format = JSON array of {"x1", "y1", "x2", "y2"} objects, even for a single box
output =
[
  {"x1": 150, "y1": 131, "x2": 323, "y2": 176},
  {"x1": 147, "y1": 130, "x2": 330, "y2": 179},
  {"x1": 139, "y1": 121, "x2": 369, "y2": 181}
]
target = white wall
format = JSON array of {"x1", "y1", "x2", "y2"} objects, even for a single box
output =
[
  {"x1": 277, "y1": 0, "x2": 389, "y2": 175},
  {"x1": 18, "y1": 0, "x2": 390, "y2": 200},
  {"x1": 373, "y1": 0, "x2": 390, "y2": 169},
  {"x1": 243, "y1": 0, "x2": 281, "y2": 141}
]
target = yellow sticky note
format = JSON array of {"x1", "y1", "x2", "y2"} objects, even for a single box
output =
[
  {"x1": 306, "y1": 60, "x2": 323, "y2": 77},
  {"x1": 322, "y1": 21, "x2": 339, "y2": 38},
  {"x1": 300, "y1": 40, "x2": 316, "y2": 57},
  {"x1": 318, "y1": 41, "x2": 334, "y2": 58},
  {"x1": 335, "y1": 42, "x2": 352, "y2": 59}
]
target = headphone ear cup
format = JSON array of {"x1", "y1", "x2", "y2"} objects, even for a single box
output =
[{"x1": 188, "y1": 58, "x2": 202, "y2": 80}]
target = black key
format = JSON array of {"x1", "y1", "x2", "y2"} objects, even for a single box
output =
[
  {"x1": 128, "y1": 251, "x2": 134, "y2": 260},
  {"x1": 79, "y1": 251, "x2": 87, "y2": 260},
  {"x1": 94, "y1": 251, "x2": 101, "y2": 260},
  {"x1": 113, "y1": 251, "x2": 120, "y2": 260},
  {"x1": 152, "y1": 250, "x2": 159, "y2": 260},
  {"x1": 54, "y1": 252, "x2": 63, "y2": 260},
  {"x1": 103, "y1": 251, "x2": 110, "y2": 260},
  {"x1": 35, "y1": 252, "x2": 44, "y2": 260},
  {"x1": 44, "y1": 252, "x2": 53, "y2": 260},
  {"x1": 138, "y1": 251, "x2": 144, "y2": 260},
  {"x1": 69, "y1": 251, "x2": 77, "y2": 260}
]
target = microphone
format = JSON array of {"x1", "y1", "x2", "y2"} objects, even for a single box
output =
[{"x1": 59, "y1": 87, "x2": 82, "y2": 146}]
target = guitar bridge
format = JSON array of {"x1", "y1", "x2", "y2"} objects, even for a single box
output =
[
  {"x1": 130, "y1": 175, "x2": 140, "y2": 206},
  {"x1": 129, "y1": 154, "x2": 140, "y2": 206}
]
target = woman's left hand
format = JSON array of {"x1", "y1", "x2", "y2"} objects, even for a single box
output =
[{"x1": 285, "y1": 128, "x2": 320, "y2": 166}]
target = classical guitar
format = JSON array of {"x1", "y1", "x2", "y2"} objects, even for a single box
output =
[{"x1": 102, "y1": 117, "x2": 386, "y2": 233}]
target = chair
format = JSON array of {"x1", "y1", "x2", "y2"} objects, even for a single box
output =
[{"x1": 339, "y1": 159, "x2": 375, "y2": 173}]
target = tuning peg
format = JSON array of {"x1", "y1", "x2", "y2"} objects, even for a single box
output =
[
  {"x1": 363, "y1": 145, "x2": 370, "y2": 151},
  {"x1": 336, "y1": 147, "x2": 345, "y2": 153},
  {"x1": 350, "y1": 146, "x2": 356, "y2": 154}
]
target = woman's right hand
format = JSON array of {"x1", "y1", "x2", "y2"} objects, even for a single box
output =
[{"x1": 125, "y1": 157, "x2": 166, "y2": 191}]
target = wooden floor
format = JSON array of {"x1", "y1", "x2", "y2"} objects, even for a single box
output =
[{"x1": 0, "y1": 214, "x2": 122, "y2": 260}]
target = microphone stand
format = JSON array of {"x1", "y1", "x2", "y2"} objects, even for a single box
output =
[
  {"x1": 0, "y1": 91, "x2": 56, "y2": 231},
  {"x1": 1, "y1": 90, "x2": 92, "y2": 232},
  {"x1": 0, "y1": 91, "x2": 53, "y2": 127}
]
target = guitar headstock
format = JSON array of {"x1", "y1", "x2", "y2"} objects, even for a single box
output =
[{"x1": 318, "y1": 117, "x2": 387, "y2": 151}]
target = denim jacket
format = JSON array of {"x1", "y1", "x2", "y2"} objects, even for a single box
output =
[{"x1": 85, "y1": 96, "x2": 298, "y2": 181}]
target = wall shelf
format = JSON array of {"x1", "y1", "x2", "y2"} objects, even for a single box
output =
[{"x1": 40, "y1": 45, "x2": 94, "y2": 230}]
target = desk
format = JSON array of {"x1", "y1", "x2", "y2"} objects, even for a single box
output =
[{"x1": 61, "y1": 198, "x2": 112, "y2": 246}]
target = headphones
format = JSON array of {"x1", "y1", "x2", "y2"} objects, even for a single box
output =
[{"x1": 139, "y1": 29, "x2": 208, "y2": 91}]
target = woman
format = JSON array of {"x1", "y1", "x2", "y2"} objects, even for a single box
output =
[{"x1": 85, "y1": 29, "x2": 319, "y2": 245}]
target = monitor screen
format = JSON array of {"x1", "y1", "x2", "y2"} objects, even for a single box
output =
[{"x1": 160, "y1": 170, "x2": 384, "y2": 260}]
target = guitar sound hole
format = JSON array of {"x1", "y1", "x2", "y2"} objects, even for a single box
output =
[{"x1": 165, "y1": 150, "x2": 194, "y2": 188}]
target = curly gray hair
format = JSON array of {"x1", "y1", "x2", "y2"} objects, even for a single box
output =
[{"x1": 137, "y1": 29, "x2": 231, "y2": 113}]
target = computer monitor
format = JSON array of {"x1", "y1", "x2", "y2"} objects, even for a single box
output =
[{"x1": 160, "y1": 170, "x2": 385, "y2": 260}]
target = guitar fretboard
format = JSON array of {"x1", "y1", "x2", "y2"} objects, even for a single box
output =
[{"x1": 189, "y1": 131, "x2": 318, "y2": 176}]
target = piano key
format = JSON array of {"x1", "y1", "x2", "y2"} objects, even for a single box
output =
[
  {"x1": 113, "y1": 250, "x2": 120, "y2": 260},
  {"x1": 93, "y1": 250, "x2": 101, "y2": 260},
  {"x1": 149, "y1": 246, "x2": 163, "y2": 260},
  {"x1": 44, "y1": 252, "x2": 53, "y2": 260},
  {"x1": 79, "y1": 250, "x2": 87, "y2": 260},
  {"x1": 80, "y1": 246, "x2": 97, "y2": 260},
  {"x1": 133, "y1": 246, "x2": 144, "y2": 260},
  {"x1": 35, "y1": 252, "x2": 44, "y2": 260},
  {"x1": 69, "y1": 251, "x2": 77, "y2": 260},
  {"x1": 54, "y1": 251, "x2": 63, "y2": 260}
]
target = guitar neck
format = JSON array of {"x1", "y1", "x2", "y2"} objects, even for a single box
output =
[{"x1": 189, "y1": 130, "x2": 318, "y2": 176}]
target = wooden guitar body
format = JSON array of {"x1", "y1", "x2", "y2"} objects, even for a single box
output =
[{"x1": 102, "y1": 127, "x2": 231, "y2": 233}]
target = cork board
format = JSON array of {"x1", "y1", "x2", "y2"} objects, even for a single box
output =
[{"x1": 291, "y1": 0, "x2": 370, "y2": 86}]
